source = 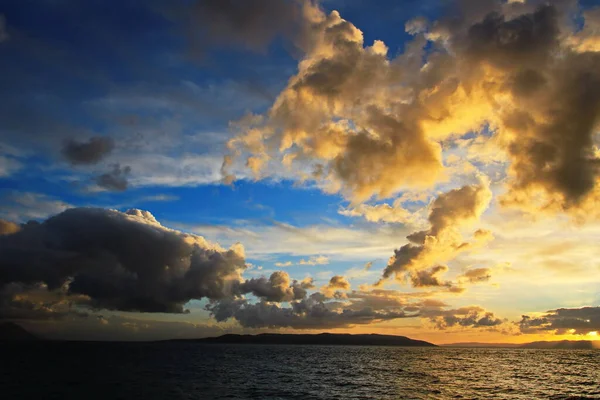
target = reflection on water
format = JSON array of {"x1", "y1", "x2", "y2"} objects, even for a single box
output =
[{"x1": 1, "y1": 342, "x2": 599, "y2": 399}]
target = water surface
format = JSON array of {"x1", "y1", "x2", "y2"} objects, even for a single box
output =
[{"x1": 1, "y1": 342, "x2": 599, "y2": 399}]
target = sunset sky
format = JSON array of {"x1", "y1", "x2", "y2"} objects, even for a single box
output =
[{"x1": 1, "y1": 0, "x2": 600, "y2": 344}]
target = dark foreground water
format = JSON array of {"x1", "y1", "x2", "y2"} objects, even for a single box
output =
[{"x1": 1, "y1": 342, "x2": 599, "y2": 399}]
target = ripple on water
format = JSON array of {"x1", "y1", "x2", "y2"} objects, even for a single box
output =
[{"x1": 0, "y1": 343, "x2": 599, "y2": 400}]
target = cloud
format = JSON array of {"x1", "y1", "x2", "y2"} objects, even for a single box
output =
[
  {"x1": 123, "y1": 153, "x2": 228, "y2": 188},
  {"x1": 345, "y1": 289, "x2": 447, "y2": 312},
  {"x1": 298, "y1": 255, "x2": 329, "y2": 265},
  {"x1": 95, "y1": 164, "x2": 131, "y2": 191},
  {"x1": 321, "y1": 275, "x2": 350, "y2": 298},
  {"x1": 225, "y1": 1, "x2": 600, "y2": 218},
  {"x1": 0, "y1": 192, "x2": 72, "y2": 222},
  {"x1": 0, "y1": 220, "x2": 20, "y2": 235},
  {"x1": 173, "y1": 0, "x2": 311, "y2": 55},
  {"x1": 567, "y1": 7, "x2": 600, "y2": 52},
  {"x1": 379, "y1": 182, "x2": 492, "y2": 286},
  {"x1": 458, "y1": 267, "x2": 492, "y2": 284},
  {"x1": 274, "y1": 255, "x2": 330, "y2": 267},
  {"x1": 61, "y1": 137, "x2": 115, "y2": 165},
  {"x1": 138, "y1": 194, "x2": 179, "y2": 202},
  {"x1": 238, "y1": 271, "x2": 313, "y2": 302},
  {"x1": 0, "y1": 208, "x2": 246, "y2": 315},
  {"x1": 226, "y1": 5, "x2": 445, "y2": 203},
  {"x1": 339, "y1": 200, "x2": 425, "y2": 226},
  {"x1": 274, "y1": 261, "x2": 293, "y2": 267},
  {"x1": 207, "y1": 294, "x2": 408, "y2": 329},
  {"x1": 208, "y1": 284, "x2": 502, "y2": 330},
  {"x1": 423, "y1": 306, "x2": 503, "y2": 330},
  {"x1": 410, "y1": 265, "x2": 451, "y2": 288},
  {"x1": 0, "y1": 155, "x2": 22, "y2": 177},
  {"x1": 0, "y1": 282, "x2": 90, "y2": 321},
  {"x1": 179, "y1": 220, "x2": 413, "y2": 261},
  {"x1": 519, "y1": 306, "x2": 600, "y2": 335}
]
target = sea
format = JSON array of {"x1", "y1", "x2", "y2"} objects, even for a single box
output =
[{"x1": 1, "y1": 342, "x2": 599, "y2": 399}]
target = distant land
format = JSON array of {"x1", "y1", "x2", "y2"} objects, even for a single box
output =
[
  {"x1": 520, "y1": 340, "x2": 598, "y2": 349},
  {"x1": 442, "y1": 342, "x2": 521, "y2": 348},
  {"x1": 443, "y1": 341, "x2": 599, "y2": 349},
  {"x1": 0, "y1": 322, "x2": 39, "y2": 341},
  {"x1": 170, "y1": 333, "x2": 436, "y2": 347},
  {"x1": 0, "y1": 322, "x2": 598, "y2": 349}
]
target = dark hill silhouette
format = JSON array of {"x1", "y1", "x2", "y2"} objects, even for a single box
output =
[
  {"x1": 520, "y1": 340, "x2": 597, "y2": 349},
  {"x1": 443, "y1": 340, "x2": 598, "y2": 349},
  {"x1": 171, "y1": 333, "x2": 435, "y2": 347},
  {"x1": 0, "y1": 322, "x2": 39, "y2": 341}
]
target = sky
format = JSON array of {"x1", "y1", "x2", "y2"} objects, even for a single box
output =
[{"x1": 1, "y1": 0, "x2": 600, "y2": 344}]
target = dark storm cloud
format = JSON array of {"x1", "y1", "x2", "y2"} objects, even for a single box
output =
[
  {"x1": 61, "y1": 136, "x2": 115, "y2": 165},
  {"x1": 95, "y1": 164, "x2": 131, "y2": 191},
  {"x1": 0, "y1": 208, "x2": 247, "y2": 315},
  {"x1": 519, "y1": 306, "x2": 600, "y2": 335}
]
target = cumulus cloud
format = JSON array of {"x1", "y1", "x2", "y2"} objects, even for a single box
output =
[
  {"x1": 321, "y1": 275, "x2": 350, "y2": 298},
  {"x1": 226, "y1": 6, "x2": 445, "y2": 203},
  {"x1": 519, "y1": 306, "x2": 600, "y2": 335},
  {"x1": 238, "y1": 271, "x2": 313, "y2": 302},
  {"x1": 95, "y1": 164, "x2": 131, "y2": 191},
  {"x1": 61, "y1": 137, "x2": 115, "y2": 165},
  {"x1": 0, "y1": 208, "x2": 246, "y2": 315},
  {"x1": 379, "y1": 182, "x2": 492, "y2": 286},
  {"x1": 225, "y1": 0, "x2": 600, "y2": 218}
]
